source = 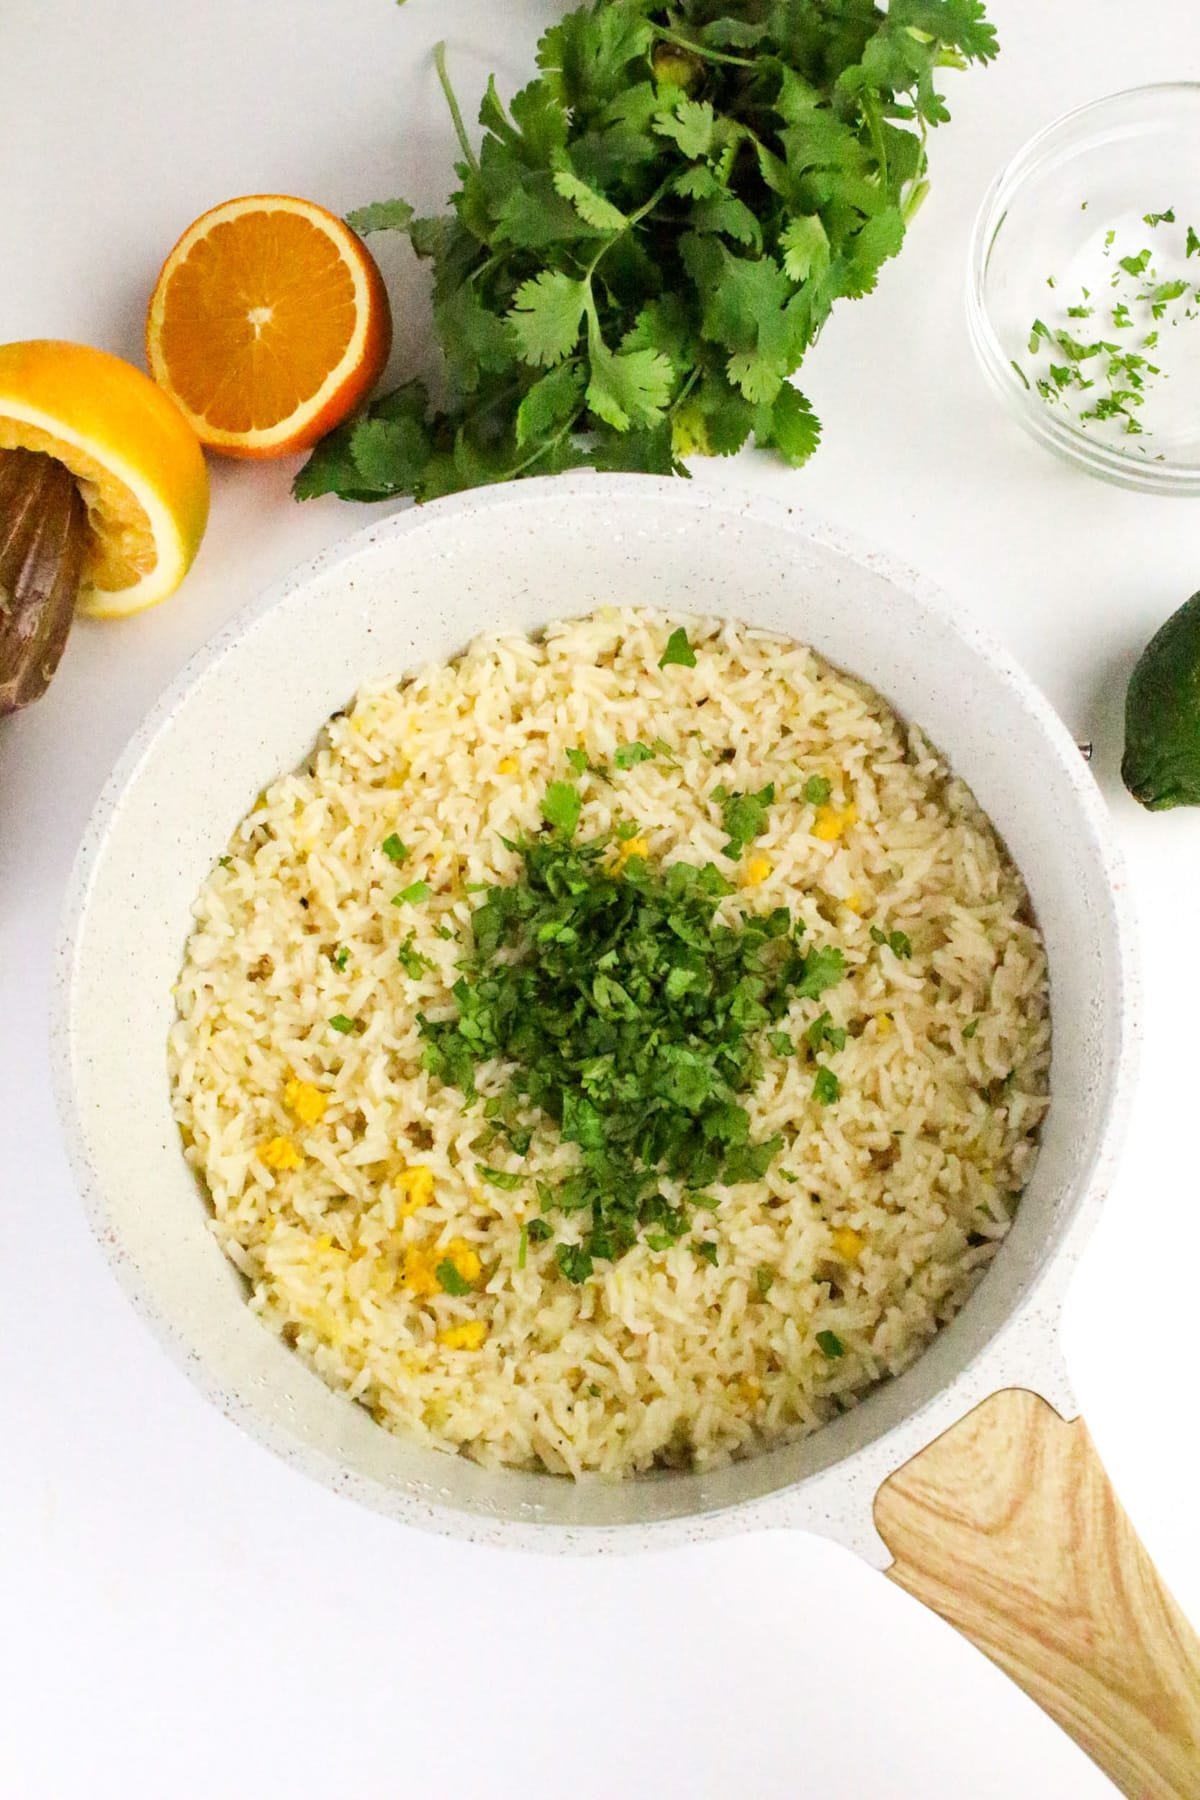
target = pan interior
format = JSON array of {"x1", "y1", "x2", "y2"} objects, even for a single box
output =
[{"x1": 60, "y1": 479, "x2": 1127, "y2": 1533}]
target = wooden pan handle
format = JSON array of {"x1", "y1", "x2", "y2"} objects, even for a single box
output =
[{"x1": 874, "y1": 1389, "x2": 1200, "y2": 1798}]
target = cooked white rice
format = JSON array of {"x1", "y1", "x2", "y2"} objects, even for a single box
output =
[{"x1": 168, "y1": 607, "x2": 1050, "y2": 1478}]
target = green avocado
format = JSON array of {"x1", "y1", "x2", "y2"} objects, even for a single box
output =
[{"x1": 1123, "y1": 591, "x2": 1200, "y2": 810}]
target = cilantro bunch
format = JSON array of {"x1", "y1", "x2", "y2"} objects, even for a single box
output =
[
  {"x1": 296, "y1": 0, "x2": 997, "y2": 503},
  {"x1": 419, "y1": 814, "x2": 844, "y2": 1280}
]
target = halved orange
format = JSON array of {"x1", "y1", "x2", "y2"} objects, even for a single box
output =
[
  {"x1": 146, "y1": 195, "x2": 392, "y2": 459},
  {"x1": 0, "y1": 339, "x2": 209, "y2": 618}
]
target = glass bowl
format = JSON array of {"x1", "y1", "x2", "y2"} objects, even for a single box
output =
[{"x1": 968, "y1": 84, "x2": 1200, "y2": 495}]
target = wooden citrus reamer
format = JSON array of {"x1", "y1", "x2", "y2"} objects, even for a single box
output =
[{"x1": 874, "y1": 1389, "x2": 1200, "y2": 1797}]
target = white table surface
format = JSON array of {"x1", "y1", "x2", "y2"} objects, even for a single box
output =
[{"x1": 3, "y1": 3, "x2": 1198, "y2": 1795}]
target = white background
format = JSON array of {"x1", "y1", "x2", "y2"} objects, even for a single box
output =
[{"x1": 2, "y1": 3, "x2": 1198, "y2": 1795}]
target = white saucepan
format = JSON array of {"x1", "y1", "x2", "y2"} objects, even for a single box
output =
[{"x1": 54, "y1": 477, "x2": 1199, "y2": 1796}]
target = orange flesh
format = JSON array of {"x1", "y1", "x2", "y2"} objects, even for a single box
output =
[{"x1": 157, "y1": 211, "x2": 359, "y2": 431}]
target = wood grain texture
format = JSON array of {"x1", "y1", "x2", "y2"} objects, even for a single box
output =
[{"x1": 874, "y1": 1390, "x2": 1200, "y2": 1798}]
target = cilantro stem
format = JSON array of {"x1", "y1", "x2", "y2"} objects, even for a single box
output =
[
  {"x1": 652, "y1": 24, "x2": 755, "y2": 68},
  {"x1": 434, "y1": 41, "x2": 478, "y2": 174}
]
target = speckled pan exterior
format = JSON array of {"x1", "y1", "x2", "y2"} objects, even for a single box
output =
[{"x1": 52, "y1": 476, "x2": 1137, "y2": 1566}]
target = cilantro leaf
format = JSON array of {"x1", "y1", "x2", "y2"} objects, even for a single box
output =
[
  {"x1": 299, "y1": 4, "x2": 997, "y2": 501},
  {"x1": 654, "y1": 98, "x2": 716, "y2": 159},
  {"x1": 515, "y1": 362, "x2": 585, "y2": 447},
  {"x1": 480, "y1": 1165, "x2": 523, "y2": 1190},
  {"x1": 586, "y1": 337, "x2": 674, "y2": 431},
  {"x1": 720, "y1": 785, "x2": 774, "y2": 858},
  {"x1": 816, "y1": 1329, "x2": 844, "y2": 1359},
  {"x1": 393, "y1": 881, "x2": 432, "y2": 905},
  {"x1": 382, "y1": 834, "x2": 408, "y2": 864},
  {"x1": 804, "y1": 775, "x2": 832, "y2": 805},
  {"x1": 551, "y1": 164, "x2": 629, "y2": 232},
  {"x1": 397, "y1": 933, "x2": 431, "y2": 978},
  {"x1": 659, "y1": 627, "x2": 696, "y2": 669},
  {"x1": 812, "y1": 1066, "x2": 840, "y2": 1105},
  {"x1": 436, "y1": 1260, "x2": 474, "y2": 1296},
  {"x1": 796, "y1": 946, "x2": 845, "y2": 1001},
  {"x1": 614, "y1": 741, "x2": 655, "y2": 768},
  {"x1": 346, "y1": 197, "x2": 414, "y2": 235},
  {"x1": 508, "y1": 272, "x2": 589, "y2": 367},
  {"x1": 542, "y1": 780, "x2": 582, "y2": 835},
  {"x1": 556, "y1": 1242, "x2": 594, "y2": 1284}
]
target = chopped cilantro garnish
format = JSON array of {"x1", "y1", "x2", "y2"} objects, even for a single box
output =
[
  {"x1": 689, "y1": 1192, "x2": 720, "y2": 1211},
  {"x1": 767, "y1": 1030, "x2": 795, "y2": 1057},
  {"x1": 397, "y1": 933, "x2": 431, "y2": 978},
  {"x1": 332, "y1": 945, "x2": 350, "y2": 971},
  {"x1": 517, "y1": 1223, "x2": 528, "y2": 1269},
  {"x1": 870, "y1": 926, "x2": 911, "y2": 959},
  {"x1": 480, "y1": 1165, "x2": 522, "y2": 1190},
  {"x1": 435, "y1": 924, "x2": 455, "y2": 941},
  {"x1": 541, "y1": 780, "x2": 582, "y2": 837},
  {"x1": 614, "y1": 741, "x2": 655, "y2": 769},
  {"x1": 420, "y1": 804, "x2": 842, "y2": 1277},
  {"x1": 693, "y1": 1239, "x2": 718, "y2": 1266},
  {"x1": 805, "y1": 1011, "x2": 847, "y2": 1053},
  {"x1": 329, "y1": 1013, "x2": 356, "y2": 1034},
  {"x1": 659, "y1": 628, "x2": 696, "y2": 670},
  {"x1": 720, "y1": 784, "x2": 774, "y2": 859},
  {"x1": 382, "y1": 833, "x2": 408, "y2": 864},
  {"x1": 755, "y1": 1266, "x2": 775, "y2": 1298},
  {"x1": 565, "y1": 748, "x2": 589, "y2": 775},
  {"x1": 556, "y1": 1242, "x2": 593, "y2": 1284},
  {"x1": 436, "y1": 1259, "x2": 473, "y2": 1296},
  {"x1": 526, "y1": 1218, "x2": 552, "y2": 1243},
  {"x1": 795, "y1": 945, "x2": 844, "y2": 999},
  {"x1": 816, "y1": 1329, "x2": 845, "y2": 1359},
  {"x1": 393, "y1": 881, "x2": 432, "y2": 905},
  {"x1": 803, "y1": 775, "x2": 832, "y2": 806},
  {"x1": 615, "y1": 819, "x2": 641, "y2": 842},
  {"x1": 963, "y1": 1018, "x2": 979, "y2": 1040},
  {"x1": 812, "y1": 1066, "x2": 840, "y2": 1104},
  {"x1": 217, "y1": 855, "x2": 233, "y2": 869}
]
